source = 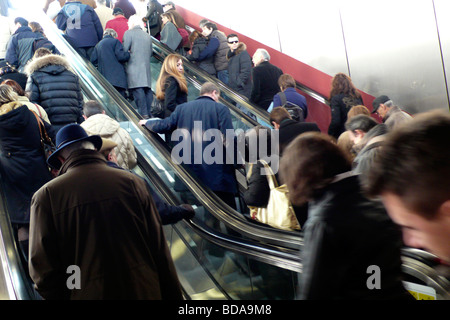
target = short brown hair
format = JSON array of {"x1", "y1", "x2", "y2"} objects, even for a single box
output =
[
  {"x1": 278, "y1": 74, "x2": 295, "y2": 90},
  {"x1": 33, "y1": 47, "x2": 52, "y2": 58},
  {"x1": 269, "y1": 107, "x2": 291, "y2": 125},
  {"x1": 366, "y1": 109, "x2": 450, "y2": 219},
  {"x1": 347, "y1": 104, "x2": 370, "y2": 119},
  {"x1": 280, "y1": 132, "x2": 352, "y2": 206}
]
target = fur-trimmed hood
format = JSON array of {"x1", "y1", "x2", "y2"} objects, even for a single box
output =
[
  {"x1": 227, "y1": 42, "x2": 247, "y2": 60},
  {"x1": 24, "y1": 54, "x2": 73, "y2": 76}
]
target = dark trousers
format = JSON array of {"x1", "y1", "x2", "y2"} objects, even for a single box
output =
[
  {"x1": 78, "y1": 46, "x2": 95, "y2": 61},
  {"x1": 130, "y1": 87, "x2": 153, "y2": 117}
]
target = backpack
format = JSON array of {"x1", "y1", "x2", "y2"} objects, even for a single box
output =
[
  {"x1": 33, "y1": 37, "x2": 58, "y2": 54},
  {"x1": 277, "y1": 92, "x2": 305, "y2": 122},
  {"x1": 148, "y1": 7, "x2": 160, "y2": 28}
]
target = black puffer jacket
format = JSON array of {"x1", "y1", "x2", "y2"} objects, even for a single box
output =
[
  {"x1": 299, "y1": 174, "x2": 413, "y2": 300},
  {"x1": 226, "y1": 42, "x2": 252, "y2": 98},
  {"x1": 25, "y1": 54, "x2": 84, "y2": 132}
]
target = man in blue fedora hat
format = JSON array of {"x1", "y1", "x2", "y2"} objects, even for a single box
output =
[
  {"x1": 29, "y1": 124, "x2": 182, "y2": 300},
  {"x1": 46, "y1": 123, "x2": 103, "y2": 170}
]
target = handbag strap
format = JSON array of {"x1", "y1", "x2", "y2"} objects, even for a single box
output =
[
  {"x1": 258, "y1": 159, "x2": 279, "y2": 189},
  {"x1": 31, "y1": 111, "x2": 44, "y2": 140},
  {"x1": 34, "y1": 103, "x2": 42, "y2": 118},
  {"x1": 31, "y1": 110, "x2": 52, "y2": 143},
  {"x1": 277, "y1": 92, "x2": 287, "y2": 106}
]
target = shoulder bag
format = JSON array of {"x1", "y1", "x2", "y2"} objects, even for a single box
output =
[
  {"x1": 247, "y1": 160, "x2": 301, "y2": 231},
  {"x1": 31, "y1": 111, "x2": 56, "y2": 161},
  {"x1": 150, "y1": 91, "x2": 166, "y2": 118}
]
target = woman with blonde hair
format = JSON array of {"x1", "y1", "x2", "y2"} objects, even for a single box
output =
[
  {"x1": 1, "y1": 78, "x2": 50, "y2": 124},
  {"x1": 155, "y1": 53, "x2": 188, "y2": 117},
  {"x1": 327, "y1": 73, "x2": 363, "y2": 138}
]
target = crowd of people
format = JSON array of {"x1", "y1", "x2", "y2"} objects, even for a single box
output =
[{"x1": 0, "y1": 0, "x2": 448, "y2": 301}]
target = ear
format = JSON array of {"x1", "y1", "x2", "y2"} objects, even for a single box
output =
[
  {"x1": 355, "y1": 129, "x2": 365, "y2": 139},
  {"x1": 439, "y1": 200, "x2": 450, "y2": 219}
]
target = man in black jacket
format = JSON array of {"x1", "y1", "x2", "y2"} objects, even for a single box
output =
[
  {"x1": 250, "y1": 48, "x2": 283, "y2": 110},
  {"x1": 270, "y1": 107, "x2": 320, "y2": 155},
  {"x1": 226, "y1": 34, "x2": 252, "y2": 98}
]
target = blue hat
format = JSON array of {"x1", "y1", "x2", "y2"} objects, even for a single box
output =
[{"x1": 47, "y1": 124, "x2": 103, "y2": 170}]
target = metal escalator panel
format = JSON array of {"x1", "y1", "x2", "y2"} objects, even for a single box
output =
[
  {"x1": 165, "y1": 222, "x2": 300, "y2": 300},
  {"x1": 132, "y1": 158, "x2": 301, "y2": 300}
]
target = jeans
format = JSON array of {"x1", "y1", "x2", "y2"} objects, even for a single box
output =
[
  {"x1": 217, "y1": 69, "x2": 229, "y2": 85},
  {"x1": 130, "y1": 87, "x2": 153, "y2": 117}
]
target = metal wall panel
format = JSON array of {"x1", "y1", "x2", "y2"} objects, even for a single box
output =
[
  {"x1": 340, "y1": 0, "x2": 449, "y2": 114},
  {"x1": 276, "y1": 0, "x2": 349, "y2": 77},
  {"x1": 432, "y1": 0, "x2": 450, "y2": 108}
]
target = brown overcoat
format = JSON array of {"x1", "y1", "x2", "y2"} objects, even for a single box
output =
[{"x1": 29, "y1": 149, "x2": 182, "y2": 300}]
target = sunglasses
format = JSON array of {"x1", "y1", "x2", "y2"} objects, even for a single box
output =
[{"x1": 228, "y1": 40, "x2": 239, "y2": 44}]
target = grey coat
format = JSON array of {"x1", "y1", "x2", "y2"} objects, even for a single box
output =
[
  {"x1": 384, "y1": 106, "x2": 413, "y2": 130},
  {"x1": 123, "y1": 26, "x2": 153, "y2": 89}
]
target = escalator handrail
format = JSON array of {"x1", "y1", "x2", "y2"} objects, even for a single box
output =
[
  {"x1": 136, "y1": 151, "x2": 303, "y2": 272},
  {"x1": 151, "y1": 39, "x2": 270, "y2": 125},
  {"x1": 0, "y1": 176, "x2": 36, "y2": 300}
]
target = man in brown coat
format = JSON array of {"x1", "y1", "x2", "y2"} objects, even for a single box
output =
[{"x1": 28, "y1": 124, "x2": 182, "y2": 300}]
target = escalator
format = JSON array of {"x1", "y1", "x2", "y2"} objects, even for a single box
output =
[{"x1": 0, "y1": 11, "x2": 448, "y2": 300}]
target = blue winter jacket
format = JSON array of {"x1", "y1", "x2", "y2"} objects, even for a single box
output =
[
  {"x1": 5, "y1": 26, "x2": 40, "y2": 72},
  {"x1": 90, "y1": 35, "x2": 130, "y2": 89},
  {"x1": 56, "y1": 1, "x2": 103, "y2": 48},
  {"x1": 144, "y1": 96, "x2": 238, "y2": 194},
  {"x1": 272, "y1": 87, "x2": 308, "y2": 119}
]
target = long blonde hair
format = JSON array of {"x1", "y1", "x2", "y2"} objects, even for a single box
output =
[
  {"x1": 156, "y1": 54, "x2": 188, "y2": 100},
  {"x1": 0, "y1": 84, "x2": 19, "y2": 105}
]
